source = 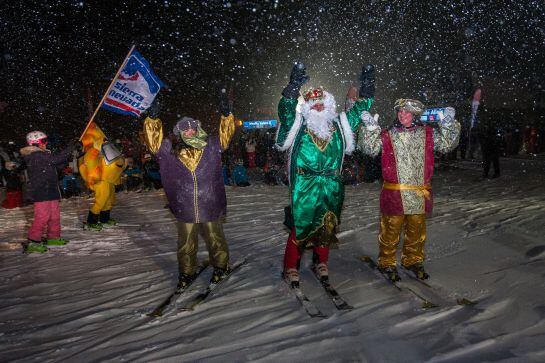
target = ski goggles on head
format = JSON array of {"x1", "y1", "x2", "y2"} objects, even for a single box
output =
[{"x1": 31, "y1": 138, "x2": 48, "y2": 146}]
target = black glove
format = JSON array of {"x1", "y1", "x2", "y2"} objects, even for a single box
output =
[
  {"x1": 359, "y1": 64, "x2": 375, "y2": 99},
  {"x1": 219, "y1": 87, "x2": 231, "y2": 116},
  {"x1": 147, "y1": 100, "x2": 161, "y2": 118},
  {"x1": 72, "y1": 137, "x2": 82, "y2": 148},
  {"x1": 66, "y1": 138, "x2": 79, "y2": 153},
  {"x1": 282, "y1": 61, "x2": 309, "y2": 99}
]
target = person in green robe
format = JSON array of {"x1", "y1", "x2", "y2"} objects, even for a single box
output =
[{"x1": 276, "y1": 62, "x2": 375, "y2": 287}]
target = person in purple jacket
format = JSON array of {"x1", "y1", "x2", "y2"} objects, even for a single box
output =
[
  {"x1": 20, "y1": 131, "x2": 76, "y2": 253},
  {"x1": 143, "y1": 93, "x2": 236, "y2": 289}
]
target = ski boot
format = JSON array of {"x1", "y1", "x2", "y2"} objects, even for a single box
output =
[
  {"x1": 23, "y1": 240, "x2": 48, "y2": 254},
  {"x1": 283, "y1": 268, "x2": 300, "y2": 288},
  {"x1": 101, "y1": 219, "x2": 117, "y2": 228},
  {"x1": 210, "y1": 267, "x2": 229, "y2": 284},
  {"x1": 86, "y1": 211, "x2": 103, "y2": 231},
  {"x1": 99, "y1": 211, "x2": 117, "y2": 228},
  {"x1": 177, "y1": 273, "x2": 196, "y2": 291},
  {"x1": 85, "y1": 223, "x2": 103, "y2": 231},
  {"x1": 46, "y1": 237, "x2": 69, "y2": 246},
  {"x1": 405, "y1": 263, "x2": 430, "y2": 280},
  {"x1": 378, "y1": 266, "x2": 401, "y2": 282},
  {"x1": 312, "y1": 262, "x2": 329, "y2": 283}
]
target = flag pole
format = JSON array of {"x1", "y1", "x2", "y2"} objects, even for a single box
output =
[{"x1": 79, "y1": 44, "x2": 136, "y2": 141}]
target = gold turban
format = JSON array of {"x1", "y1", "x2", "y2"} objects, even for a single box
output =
[{"x1": 393, "y1": 98, "x2": 425, "y2": 115}]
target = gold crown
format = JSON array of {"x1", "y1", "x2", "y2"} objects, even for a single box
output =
[{"x1": 303, "y1": 87, "x2": 324, "y2": 102}]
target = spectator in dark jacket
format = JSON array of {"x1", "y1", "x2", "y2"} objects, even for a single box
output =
[
  {"x1": 1, "y1": 161, "x2": 24, "y2": 209},
  {"x1": 61, "y1": 166, "x2": 80, "y2": 198},
  {"x1": 142, "y1": 153, "x2": 162, "y2": 190},
  {"x1": 232, "y1": 160, "x2": 250, "y2": 187},
  {"x1": 20, "y1": 131, "x2": 75, "y2": 253},
  {"x1": 477, "y1": 103, "x2": 501, "y2": 178},
  {"x1": 123, "y1": 157, "x2": 143, "y2": 192},
  {"x1": 0, "y1": 145, "x2": 11, "y2": 187}
]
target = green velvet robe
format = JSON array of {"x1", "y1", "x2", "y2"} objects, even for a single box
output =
[{"x1": 276, "y1": 96, "x2": 373, "y2": 243}]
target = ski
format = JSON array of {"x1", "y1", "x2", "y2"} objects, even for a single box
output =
[
  {"x1": 285, "y1": 280, "x2": 328, "y2": 318},
  {"x1": 359, "y1": 255, "x2": 439, "y2": 309},
  {"x1": 178, "y1": 259, "x2": 247, "y2": 311},
  {"x1": 148, "y1": 262, "x2": 210, "y2": 317},
  {"x1": 311, "y1": 268, "x2": 353, "y2": 310},
  {"x1": 114, "y1": 223, "x2": 151, "y2": 229},
  {"x1": 483, "y1": 257, "x2": 545, "y2": 275},
  {"x1": 400, "y1": 267, "x2": 477, "y2": 306},
  {"x1": 82, "y1": 222, "x2": 148, "y2": 231}
]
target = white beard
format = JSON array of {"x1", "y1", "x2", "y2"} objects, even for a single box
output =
[
  {"x1": 305, "y1": 109, "x2": 336, "y2": 140},
  {"x1": 301, "y1": 92, "x2": 337, "y2": 140}
]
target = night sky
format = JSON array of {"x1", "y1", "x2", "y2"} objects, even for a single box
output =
[{"x1": 1, "y1": 0, "x2": 544, "y2": 142}]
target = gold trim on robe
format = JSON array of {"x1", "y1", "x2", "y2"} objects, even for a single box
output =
[
  {"x1": 178, "y1": 148, "x2": 204, "y2": 172},
  {"x1": 305, "y1": 128, "x2": 335, "y2": 152}
]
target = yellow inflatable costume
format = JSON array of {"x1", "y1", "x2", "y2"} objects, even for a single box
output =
[{"x1": 79, "y1": 122, "x2": 126, "y2": 231}]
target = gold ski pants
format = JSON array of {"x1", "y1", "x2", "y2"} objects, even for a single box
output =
[
  {"x1": 378, "y1": 214, "x2": 426, "y2": 268},
  {"x1": 90, "y1": 181, "x2": 115, "y2": 214},
  {"x1": 176, "y1": 219, "x2": 229, "y2": 275}
]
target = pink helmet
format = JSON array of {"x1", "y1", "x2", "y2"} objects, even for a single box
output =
[{"x1": 26, "y1": 131, "x2": 48, "y2": 146}]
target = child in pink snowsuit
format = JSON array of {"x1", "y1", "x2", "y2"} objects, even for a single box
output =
[{"x1": 20, "y1": 131, "x2": 75, "y2": 253}]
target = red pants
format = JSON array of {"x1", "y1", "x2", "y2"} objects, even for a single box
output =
[
  {"x1": 28, "y1": 200, "x2": 61, "y2": 241},
  {"x1": 283, "y1": 229, "x2": 329, "y2": 270},
  {"x1": 2, "y1": 191, "x2": 23, "y2": 209},
  {"x1": 247, "y1": 152, "x2": 256, "y2": 168}
]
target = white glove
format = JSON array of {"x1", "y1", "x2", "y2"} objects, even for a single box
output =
[
  {"x1": 361, "y1": 111, "x2": 379, "y2": 129},
  {"x1": 438, "y1": 107, "x2": 456, "y2": 124}
]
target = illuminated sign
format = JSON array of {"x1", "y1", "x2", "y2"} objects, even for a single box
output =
[{"x1": 243, "y1": 119, "x2": 278, "y2": 129}]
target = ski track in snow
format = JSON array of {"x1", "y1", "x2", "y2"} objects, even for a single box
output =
[{"x1": 1, "y1": 159, "x2": 545, "y2": 362}]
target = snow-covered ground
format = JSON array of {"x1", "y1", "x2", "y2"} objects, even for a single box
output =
[{"x1": 1, "y1": 157, "x2": 545, "y2": 362}]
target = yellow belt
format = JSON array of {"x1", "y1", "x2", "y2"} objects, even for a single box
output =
[{"x1": 383, "y1": 182, "x2": 432, "y2": 200}]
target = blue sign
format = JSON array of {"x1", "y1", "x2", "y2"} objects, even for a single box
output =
[
  {"x1": 420, "y1": 107, "x2": 445, "y2": 123},
  {"x1": 243, "y1": 119, "x2": 278, "y2": 129}
]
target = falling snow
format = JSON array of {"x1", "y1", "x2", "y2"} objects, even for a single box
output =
[{"x1": 0, "y1": 0, "x2": 543, "y2": 141}]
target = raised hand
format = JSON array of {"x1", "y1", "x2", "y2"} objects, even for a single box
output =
[
  {"x1": 439, "y1": 107, "x2": 456, "y2": 124},
  {"x1": 219, "y1": 87, "x2": 231, "y2": 116},
  {"x1": 282, "y1": 61, "x2": 310, "y2": 99},
  {"x1": 361, "y1": 111, "x2": 379, "y2": 129},
  {"x1": 147, "y1": 100, "x2": 161, "y2": 118},
  {"x1": 359, "y1": 64, "x2": 375, "y2": 99}
]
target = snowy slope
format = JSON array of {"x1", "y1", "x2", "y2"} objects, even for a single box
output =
[{"x1": 1, "y1": 158, "x2": 545, "y2": 362}]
